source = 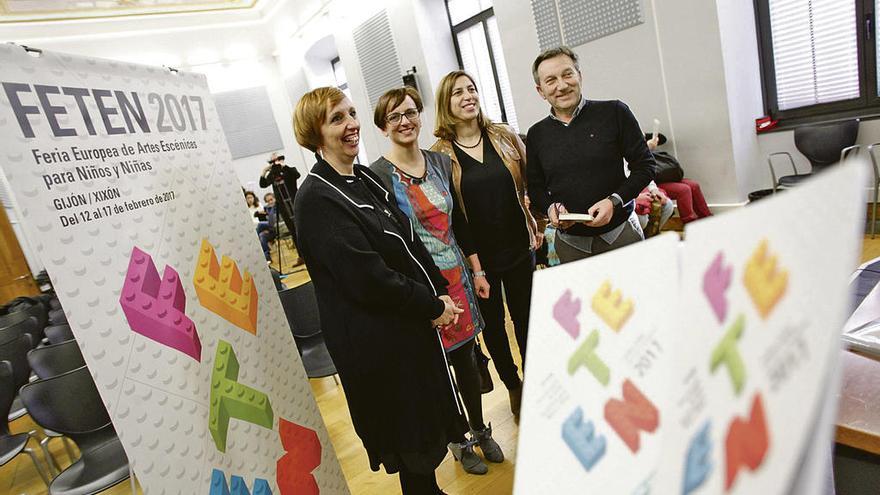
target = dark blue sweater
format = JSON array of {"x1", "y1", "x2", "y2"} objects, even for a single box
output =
[{"x1": 526, "y1": 99, "x2": 656, "y2": 236}]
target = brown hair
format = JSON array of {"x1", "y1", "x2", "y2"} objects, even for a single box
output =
[
  {"x1": 244, "y1": 190, "x2": 259, "y2": 207},
  {"x1": 373, "y1": 87, "x2": 423, "y2": 129},
  {"x1": 433, "y1": 70, "x2": 490, "y2": 141},
  {"x1": 531, "y1": 46, "x2": 580, "y2": 84},
  {"x1": 294, "y1": 86, "x2": 346, "y2": 152}
]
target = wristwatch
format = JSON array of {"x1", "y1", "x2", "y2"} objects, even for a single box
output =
[
  {"x1": 608, "y1": 195, "x2": 622, "y2": 208},
  {"x1": 473, "y1": 270, "x2": 487, "y2": 278}
]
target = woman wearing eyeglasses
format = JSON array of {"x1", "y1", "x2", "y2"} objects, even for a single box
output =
[
  {"x1": 293, "y1": 87, "x2": 465, "y2": 494},
  {"x1": 430, "y1": 71, "x2": 543, "y2": 422},
  {"x1": 370, "y1": 87, "x2": 503, "y2": 476}
]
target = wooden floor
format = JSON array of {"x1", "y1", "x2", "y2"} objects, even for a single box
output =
[{"x1": 4, "y1": 232, "x2": 880, "y2": 495}]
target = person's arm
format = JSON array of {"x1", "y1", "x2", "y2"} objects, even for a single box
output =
[
  {"x1": 309, "y1": 213, "x2": 446, "y2": 320},
  {"x1": 614, "y1": 101, "x2": 656, "y2": 203},
  {"x1": 259, "y1": 165, "x2": 274, "y2": 188},
  {"x1": 525, "y1": 128, "x2": 552, "y2": 217},
  {"x1": 285, "y1": 166, "x2": 302, "y2": 184}
]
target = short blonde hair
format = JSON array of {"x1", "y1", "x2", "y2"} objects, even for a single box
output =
[
  {"x1": 433, "y1": 71, "x2": 489, "y2": 141},
  {"x1": 373, "y1": 87, "x2": 423, "y2": 130},
  {"x1": 294, "y1": 87, "x2": 346, "y2": 152}
]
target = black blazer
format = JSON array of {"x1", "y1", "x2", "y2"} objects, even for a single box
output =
[{"x1": 293, "y1": 156, "x2": 463, "y2": 470}]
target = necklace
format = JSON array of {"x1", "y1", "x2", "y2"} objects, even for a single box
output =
[{"x1": 454, "y1": 133, "x2": 483, "y2": 149}]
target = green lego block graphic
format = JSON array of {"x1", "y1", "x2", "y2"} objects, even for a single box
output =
[{"x1": 209, "y1": 340, "x2": 274, "y2": 452}]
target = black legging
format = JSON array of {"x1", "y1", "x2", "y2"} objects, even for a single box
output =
[
  {"x1": 476, "y1": 255, "x2": 533, "y2": 390},
  {"x1": 399, "y1": 465, "x2": 441, "y2": 494},
  {"x1": 447, "y1": 339, "x2": 484, "y2": 432}
]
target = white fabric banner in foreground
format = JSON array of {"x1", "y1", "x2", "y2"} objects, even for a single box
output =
[
  {"x1": 516, "y1": 161, "x2": 866, "y2": 494},
  {"x1": 0, "y1": 45, "x2": 348, "y2": 494}
]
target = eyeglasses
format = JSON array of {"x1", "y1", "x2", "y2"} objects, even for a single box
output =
[{"x1": 386, "y1": 108, "x2": 420, "y2": 125}]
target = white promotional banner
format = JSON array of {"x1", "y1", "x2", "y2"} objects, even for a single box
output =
[
  {"x1": 515, "y1": 161, "x2": 866, "y2": 494},
  {"x1": 0, "y1": 45, "x2": 348, "y2": 494},
  {"x1": 515, "y1": 233, "x2": 678, "y2": 493},
  {"x1": 656, "y1": 161, "x2": 865, "y2": 494}
]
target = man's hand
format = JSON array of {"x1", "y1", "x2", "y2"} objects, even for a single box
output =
[
  {"x1": 432, "y1": 295, "x2": 464, "y2": 327},
  {"x1": 647, "y1": 136, "x2": 659, "y2": 151},
  {"x1": 548, "y1": 203, "x2": 576, "y2": 230},
  {"x1": 473, "y1": 275, "x2": 490, "y2": 299},
  {"x1": 585, "y1": 198, "x2": 614, "y2": 227},
  {"x1": 262, "y1": 164, "x2": 273, "y2": 176},
  {"x1": 650, "y1": 189, "x2": 668, "y2": 205}
]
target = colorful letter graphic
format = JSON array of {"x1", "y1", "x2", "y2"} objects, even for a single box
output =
[
  {"x1": 710, "y1": 314, "x2": 746, "y2": 395},
  {"x1": 209, "y1": 469, "x2": 272, "y2": 495},
  {"x1": 277, "y1": 418, "x2": 322, "y2": 495},
  {"x1": 725, "y1": 394, "x2": 770, "y2": 490},
  {"x1": 603, "y1": 379, "x2": 659, "y2": 453},
  {"x1": 209, "y1": 340, "x2": 274, "y2": 452},
  {"x1": 743, "y1": 239, "x2": 787, "y2": 319},
  {"x1": 562, "y1": 406, "x2": 607, "y2": 471},
  {"x1": 194, "y1": 239, "x2": 259, "y2": 334},
  {"x1": 703, "y1": 252, "x2": 732, "y2": 323},
  {"x1": 553, "y1": 289, "x2": 581, "y2": 339},
  {"x1": 567, "y1": 329, "x2": 610, "y2": 386},
  {"x1": 682, "y1": 421, "x2": 713, "y2": 495},
  {"x1": 119, "y1": 247, "x2": 201, "y2": 361},
  {"x1": 591, "y1": 280, "x2": 634, "y2": 331}
]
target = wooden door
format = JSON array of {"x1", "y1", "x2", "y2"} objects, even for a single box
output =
[{"x1": 0, "y1": 206, "x2": 38, "y2": 303}]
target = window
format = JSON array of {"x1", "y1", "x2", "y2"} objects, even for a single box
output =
[
  {"x1": 445, "y1": 0, "x2": 519, "y2": 131},
  {"x1": 755, "y1": 0, "x2": 878, "y2": 126}
]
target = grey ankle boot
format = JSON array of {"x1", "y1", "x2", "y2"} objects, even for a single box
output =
[
  {"x1": 448, "y1": 439, "x2": 488, "y2": 475},
  {"x1": 473, "y1": 423, "x2": 504, "y2": 463}
]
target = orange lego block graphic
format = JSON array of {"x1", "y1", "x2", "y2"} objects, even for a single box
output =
[
  {"x1": 743, "y1": 240, "x2": 787, "y2": 319},
  {"x1": 193, "y1": 239, "x2": 259, "y2": 334},
  {"x1": 591, "y1": 280, "x2": 634, "y2": 331}
]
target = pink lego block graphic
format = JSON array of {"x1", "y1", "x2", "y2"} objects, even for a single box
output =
[
  {"x1": 553, "y1": 289, "x2": 581, "y2": 339},
  {"x1": 703, "y1": 251, "x2": 732, "y2": 323},
  {"x1": 119, "y1": 246, "x2": 201, "y2": 361}
]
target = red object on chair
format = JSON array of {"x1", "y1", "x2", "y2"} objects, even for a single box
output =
[{"x1": 756, "y1": 116, "x2": 778, "y2": 133}]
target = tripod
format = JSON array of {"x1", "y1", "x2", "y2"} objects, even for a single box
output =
[{"x1": 270, "y1": 168, "x2": 298, "y2": 275}]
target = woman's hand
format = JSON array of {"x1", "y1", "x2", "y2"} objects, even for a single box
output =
[
  {"x1": 533, "y1": 231, "x2": 545, "y2": 250},
  {"x1": 432, "y1": 295, "x2": 464, "y2": 327},
  {"x1": 473, "y1": 274, "x2": 490, "y2": 299}
]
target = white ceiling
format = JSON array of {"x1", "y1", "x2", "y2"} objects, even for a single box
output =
[{"x1": 0, "y1": 0, "x2": 257, "y2": 22}]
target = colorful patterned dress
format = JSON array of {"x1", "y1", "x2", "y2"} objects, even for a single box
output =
[{"x1": 371, "y1": 152, "x2": 484, "y2": 352}]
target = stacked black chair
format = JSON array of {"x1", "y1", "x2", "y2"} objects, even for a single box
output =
[
  {"x1": 278, "y1": 282, "x2": 338, "y2": 380},
  {"x1": 1, "y1": 316, "x2": 42, "y2": 351},
  {"x1": 28, "y1": 341, "x2": 86, "y2": 381},
  {"x1": 0, "y1": 360, "x2": 51, "y2": 486},
  {"x1": 44, "y1": 324, "x2": 75, "y2": 346},
  {"x1": 0, "y1": 333, "x2": 33, "y2": 422},
  {"x1": 20, "y1": 365, "x2": 131, "y2": 494},
  {"x1": 27, "y1": 341, "x2": 85, "y2": 474}
]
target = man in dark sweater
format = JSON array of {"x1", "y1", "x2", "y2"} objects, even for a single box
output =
[{"x1": 526, "y1": 46, "x2": 655, "y2": 263}]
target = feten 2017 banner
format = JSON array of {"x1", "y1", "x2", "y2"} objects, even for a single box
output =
[
  {"x1": 515, "y1": 160, "x2": 867, "y2": 493},
  {"x1": 0, "y1": 45, "x2": 348, "y2": 494}
]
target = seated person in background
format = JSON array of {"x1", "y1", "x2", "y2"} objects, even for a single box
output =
[
  {"x1": 244, "y1": 190, "x2": 264, "y2": 224},
  {"x1": 257, "y1": 193, "x2": 276, "y2": 261},
  {"x1": 646, "y1": 132, "x2": 712, "y2": 224},
  {"x1": 635, "y1": 181, "x2": 675, "y2": 234}
]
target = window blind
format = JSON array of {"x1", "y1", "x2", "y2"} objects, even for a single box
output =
[{"x1": 769, "y1": 0, "x2": 860, "y2": 110}]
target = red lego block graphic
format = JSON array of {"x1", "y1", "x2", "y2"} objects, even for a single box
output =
[
  {"x1": 277, "y1": 418, "x2": 321, "y2": 495},
  {"x1": 604, "y1": 379, "x2": 660, "y2": 453},
  {"x1": 724, "y1": 393, "x2": 770, "y2": 491}
]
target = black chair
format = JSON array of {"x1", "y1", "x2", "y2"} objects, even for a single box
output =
[
  {"x1": 0, "y1": 360, "x2": 51, "y2": 486},
  {"x1": 44, "y1": 324, "x2": 75, "y2": 345},
  {"x1": 27, "y1": 341, "x2": 85, "y2": 474},
  {"x1": 48, "y1": 307, "x2": 67, "y2": 326},
  {"x1": 278, "y1": 282, "x2": 338, "y2": 381},
  {"x1": 1, "y1": 316, "x2": 42, "y2": 351},
  {"x1": 767, "y1": 120, "x2": 860, "y2": 191},
  {"x1": 28, "y1": 341, "x2": 86, "y2": 381},
  {"x1": 0, "y1": 333, "x2": 33, "y2": 422},
  {"x1": 20, "y1": 365, "x2": 131, "y2": 495}
]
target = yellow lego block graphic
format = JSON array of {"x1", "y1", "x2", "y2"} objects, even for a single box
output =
[
  {"x1": 193, "y1": 239, "x2": 259, "y2": 334},
  {"x1": 591, "y1": 280, "x2": 634, "y2": 332},
  {"x1": 743, "y1": 239, "x2": 788, "y2": 319}
]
